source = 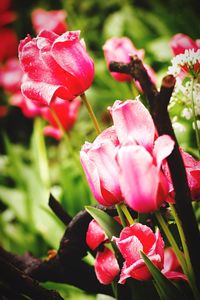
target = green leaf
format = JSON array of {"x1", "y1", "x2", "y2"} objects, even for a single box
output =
[
  {"x1": 141, "y1": 252, "x2": 188, "y2": 300},
  {"x1": 85, "y1": 206, "x2": 122, "y2": 240}
]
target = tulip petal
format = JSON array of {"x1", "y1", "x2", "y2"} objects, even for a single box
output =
[
  {"x1": 110, "y1": 100, "x2": 155, "y2": 150},
  {"x1": 21, "y1": 76, "x2": 73, "y2": 105},
  {"x1": 153, "y1": 135, "x2": 175, "y2": 168},
  {"x1": 43, "y1": 126, "x2": 62, "y2": 140},
  {"x1": 80, "y1": 148, "x2": 105, "y2": 205},
  {"x1": 95, "y1": 247, "x2": 120, "y2": 285},
  {"x1": 86, "y1": 219, "x2": 107, "y2": 250},
  {"x1": 51, "y1": 31, "x2": 94, "y2": 91},
  {"x1": 119, "y1": 254, "x2": 162, "y2": 283},
  {"x1": 117, "y1": 145, "x2": 161, "y2": 213},
  {"x1": 163, "y1": 271, "x2": 188, "y2": 281},
  {"x1": 119, "y1": 224, "x2": 156, "y2": 255}
]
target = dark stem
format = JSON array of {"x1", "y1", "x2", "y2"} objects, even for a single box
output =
[
  {"x1": 110, "y1": 57, "x2": 200, "y2": 289},
  {"x1": 49, "y1": 193, "x2": 72, "y2": 226},
  {"x1": 0, "y1": 256, "x2": 64, "y2": 300}
]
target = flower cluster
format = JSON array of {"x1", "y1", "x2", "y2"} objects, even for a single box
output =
[
  {"x1": 168, "y1": 33, "x2": 200, "y2": 79},
  {"x1": 86, "y1": 218, "x2": 186, "y2": 285},
  {"x1": 81, "y1": 99, "x2": 175, "y2": 213}
]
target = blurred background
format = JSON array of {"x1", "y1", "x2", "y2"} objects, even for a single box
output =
[{"x1": 0, "y1": 0, "x2": 199, "y2": 298}]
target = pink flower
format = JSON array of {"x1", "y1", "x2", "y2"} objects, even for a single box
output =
[
  {"x1": 110, "y1": 100, "x2": 174, "y2": 213},
  {"x1": 0, "y1": 58, "x2": 23, "y2": 93},
  {"x1": 162, "y1": 247, "x2": 187, "y2": 281},
  {"x1": 94, "y1": 247, "x2": 120, "y2": 285},
  {"x1": 10, "y1": 92, "x2": 42, "y2": 118},
  {"x1": 170, "y1": 33, "x2": 199, "y2": 56},
  {"x1": 86, "y1": 219, "x2": 108, "y2": 251},
  {"x1": 113, "y1": 223, "x2": 164, "y2": 283},
  {"x1": 0, "y1": 28, "x2": 18, "y2": 62},
  {"x1": 19, "y1": 30, "x2": 94, "y2": 106},
  {"x1": 41, "y1": 97, "x2": 80, "y2": 140},
  {"x1": 103, "y1": 37, "x2": 156, "y2": 87},
  {"x1": 80, "y1": 127, "x2": 123, "y2": 206},
  {"x1": 163, "y1": 149, "x2": 200, "y2": 201},
  {"x1": 31, "y1": 8, "x2": 67, "y2": 35}
]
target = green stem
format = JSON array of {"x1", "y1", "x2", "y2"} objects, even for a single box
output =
[
  {"x1": 116, "y1": 204, "x2": 127, "y2": 228},
  {"x1": 33, "y1": 118, "x2": 50, "y2": 188},
  {"x1": 170, "y1": 204, "x2": 200, "y2": 300},
  {"x1": 191, "y1": 77, "x2": 200, "y2": 158},
  {"x1": 131, "y1": 80, "x2": 139, "y2": 99},
  {"x1": 155, "y1": 211, "x2": 188, "y2": 275},
  {"x1": 120, "y1": 204, "x2": 135, "y2": 225},
  {"x1": 80, "y1": 93, "x2": 101, "y2": 135}
]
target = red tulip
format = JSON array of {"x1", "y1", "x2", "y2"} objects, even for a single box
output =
[
  {"x1": 86, "y1": 219, "x2": 108, "y2": 250},
  {"x1": 113, "y1": 223, "x2": 164, "y2": 283},
  {"x1": 162, "y1": 247, "x2": 187, "y2": 281},
  {"x1": 0, "y1": 28, "x2": 18, "y2": 62},
  {"x1": 94, "y1": 247, "x2": 120, "y2": 285},
  {"x1": 0, "y1": 0, "x2": 16, "y2": 27},
  {"x1": 0, "y1": 105, "x2": 7, "y2": 117},
  {"x1": 19, "y1": 30, "x2": 94, "y2": 106},
  {"x1": 31, "y1": 8, "x2": 67, "y2": 35},
  {"x1": 41, "y1": 97, "x2": 80, "y2": 140}
]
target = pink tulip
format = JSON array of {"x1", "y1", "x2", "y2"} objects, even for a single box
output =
[
  {"x1": 163, "y1": 149, "x2": 200, "y2": 201},
  {"x1": 94, "y1": 247, "x2": 120, "y2": 285},
  {"x1": 31, "y1": 8, "x2": 67, "y2": 35},
  {"x1": 109, "y1": 99, "x2": 155, "y2": 150},
  {"x1": 113, "y1": 223, "x2": 164, "y2": 283},
  {"x1": 103, "y1": 37, "x2": 144, "y2": 82},
  {"x1": 19, "y1": 30, "x2": 94, "y2": 106},
  {"x1": 110, "y1": 100, "x2": 174, "y2": 213},
  {"x1": 170, "y1": 33, "x2": 199, "y2": 56},
  {"x1": 80, "y1": 127, "x2": 123, "y2": 206},
  {"x1": 41, "y1": 97, "x2": 80, "y2": 140},
  {"x1": 103, "y1": 37, "x2": 156, "y2": 88},
  {"x1": 0, "y1": 58, "x2": 22, "y2": 93},
  {"x1": 162, "y1": 247, "x2": 187, "y2": 281},
  {"x1": 86, "y1": 219, "x2": 108, "y2": 250}
]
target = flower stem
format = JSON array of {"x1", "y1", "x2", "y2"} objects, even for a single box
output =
[
  {"x1": 155, "y1": 211, "x2": 188, "y2": 275},
  {"x1": 120, "y1": 203, "x2": 135, "y2": 225},
  {"x1": 116, "y1": 204, "x2": 127, "y2": 228},
  {"x1": 80, "y1": 93, "x2": 101, "y2": 135},
  {"x1": 33, "y1": 118, "x2": 50, "y2": 188},
  {"x1": 130, "y1": 80, "x2": 139, "y2": 99},
  {"x1": 191, "y1": 77, "x2": 200, "y2": 158},
  {"x1": 170, "y1": 204, "x2": 200, "y2": 300}
]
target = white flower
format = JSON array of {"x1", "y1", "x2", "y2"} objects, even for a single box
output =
[{"x1": 168, "y1": 49, "x2": 200, "y2": 77}]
